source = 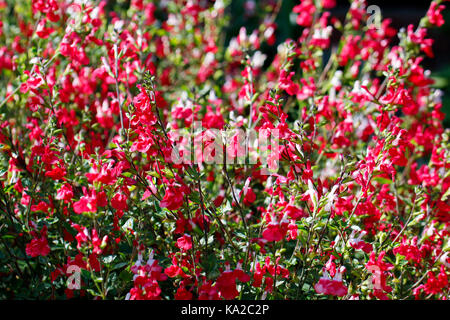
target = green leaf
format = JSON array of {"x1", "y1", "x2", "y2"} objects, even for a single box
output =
[
  {"x1": 373, "y1": 177, "x2": 392, "y2": 184},
  {"x1": 113, "y1": 262, "x2": 128, "y2": 270}
]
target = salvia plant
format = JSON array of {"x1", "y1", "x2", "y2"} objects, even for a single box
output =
[{"x1": 0, "y1": 0, "x2": 448, "y2": 300}]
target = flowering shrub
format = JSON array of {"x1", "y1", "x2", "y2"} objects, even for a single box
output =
[{"x1": 0, "y1": 0, "x2": 449, "y2": 300}]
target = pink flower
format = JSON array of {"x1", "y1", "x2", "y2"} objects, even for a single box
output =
[
  {"x1": 427, "y1": 2, "x2": 445, "y2": 27},
  {"x1": 56, "y1": 183, "x2": 73, "y2": 202},
  {"x1": 348, "y1": 229, "x2": 373, "y2": 253},
  {"x1": 176, "y1": 234, "x2": 192, "y2": 251},
  {"x1": 279, "y1": 70, "x2": 299, "y2": 95},
  {"x1": 262, "y1": 220, "x2": 287, "y2": 242},
  {"x1": 365, "y1": 251, "x2": 394, "y2": 299},
  {"x1": 284, "y1": 204, "x2": 307, "y2": 220},
  {"x1": 19, "y1": 70, "x2": 42, "y2": 94},
  {"x1": 73, "y1": 190, "x2": 107, "y2": 214},
  {"x1": 293, "y1": 0, "x2": 316, "y2": 27},
  {"x1": 36, "y1": 19, "x2": 55, "y2": 39},
  {"x1": 73, "y1": 196, "x2": 97, "y2": 214},
  {"x1": 314, "y1": 267, "x2": 348, "y2": 297},
  {"x1": 127, "y1": 251, "x2": 167, "y2": 300}
]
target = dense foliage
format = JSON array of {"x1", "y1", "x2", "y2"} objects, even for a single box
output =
[{"x1": 0, "y1": 0, "x2": 448, "y2": 300}]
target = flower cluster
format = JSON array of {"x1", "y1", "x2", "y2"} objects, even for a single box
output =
[{"x1": 0, "y1": 0, "x2": 448, "y2": 300}]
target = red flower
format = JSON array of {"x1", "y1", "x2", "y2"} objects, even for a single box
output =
[
  {"x1": 216, "y1": 262, "x2": 250, "y2": 300},
  {"x1": 314, "y1": 268, "x2": 348, "y2": 297},
  {"x1": 88, "y1": 253, "x2": 101, "y2": 272},
  {"x1": 427, "y1": 2, "x2": 445, "y2": 27},
  {"x1": 45, "y1": 165, "x2": 66, "y2": 180},
  {"x1": 348, "y1": 229, "x2": 373, "y2": 254},
  {"x1": 407, "y1": 25, "x2": 434, "y2": 58},
  {"x1": 164, "y1": 257, "x2": 186, "y2": 278},
  {"x1": 26, "y1": 236, "x2": 50, "y2": 257},
  {"x1": 160, "y1": 183, "x2": 187, "y2": 211},
  {"x1": 365, "y1": 251, "x2": 394, "y2": 299},
  {"x1": 262, "y1": 214, "x2": 289, "y2": 242},
  {"x1": 56, "y1": 183, "x2": 73, "y2": 202},
  {"x1": 216, "y1": 269, "x2": 239, "y2": 300},
  {"x1": 35, "y1": 19, "x2": 55, "y2": 39},
  {"x1": 293, "y1": 0, "x2": 316, "y2": 27},
  {"x1": 26, "y1": 227, "x2": 50, "y2": 258},
  {"x1": 202, "y1": 106, "x2": 225, "y2": 129},
  {"x1": 175, "y1": 286, "x2": 193, "y2": 300},
  {"x1": 73, "y1": 190, "x2": 107, "y2": 214},
  {"x1": 243, "y1": 188, "x2": 256, "y2": 206},
  {"x1": 279, "y1": 70, "x2": 299, "y2": 95},
  {"x1": 284, "y1": 204, "x2": 307, "y2": 220},
  {"x1": 73, "y1": 195, "x2": 97, "y2": 214},
  {"x1": 422, "y1": 266, "x2": 448, "y2": 295},
  {"x1": 111, "y1": 193, "x2": 128, "y2": 211},
  {"x1": 393, "y1": 236, "x2": 422, "y2": 264},
  {"x1": 314, "y1": 277, "x2": 348, "y2": 297},
  {"x1": 262, "y1": 221, "x2": 286, "y2": 242},
  {"x1": 19, "y1": 70, "x2": 42, "y2": 94},
  {"x1": 176, "y1": 234, "x2": 192, "y2": 251},
  {"x1": 198, "y1": 280, "x2": 220, "y2": 300},
  {"x1": 127, "y1": 251, "x2": 167, "y2": 300}
]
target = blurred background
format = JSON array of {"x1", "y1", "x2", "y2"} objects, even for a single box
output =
[
  {"x1": 106, "y1": 0, "x2": 450, "y2": 127},
  {"x1": 225, "y1": 0, "x2": 450, "y2": 127}
]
